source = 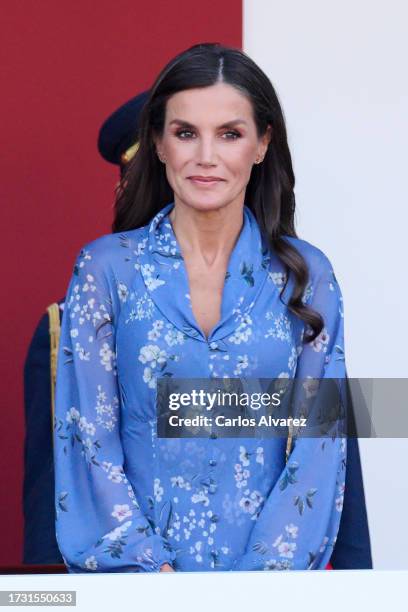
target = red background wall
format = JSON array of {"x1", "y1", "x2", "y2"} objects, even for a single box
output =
[{"x1": 1, "y1": 0, "x2": 241, "y2": 567}]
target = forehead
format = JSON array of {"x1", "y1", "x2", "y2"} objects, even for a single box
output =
[{"x1": 164, "y1": 83, "x2": 255, "y2": 125}]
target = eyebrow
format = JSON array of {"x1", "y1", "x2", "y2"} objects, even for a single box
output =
[{"x1": 168, "y1": 119, "x2": 248, "y2": 129}]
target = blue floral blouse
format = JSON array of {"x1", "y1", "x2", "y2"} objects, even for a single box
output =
[{"x1": 54, "y1": 202, "x2": 346, "y2": 573}]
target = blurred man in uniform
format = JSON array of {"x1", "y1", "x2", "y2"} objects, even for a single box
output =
[{"x1": 22, "y1": 92, "x2": 149, "y2": 565}]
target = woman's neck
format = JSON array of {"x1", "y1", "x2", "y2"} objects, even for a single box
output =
[{"x1": 169, "y1": 198, "x2": 245, "y2": 268}]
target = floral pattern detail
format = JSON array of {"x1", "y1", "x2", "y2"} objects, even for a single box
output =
[
  {"x1": 95, "y1": 385, "x2": 118, "y2": 432},
  {"x1": 55, "y1": 202, "x2": 347, "y2": 573},
  {"x1": 265, "y1": 311, "x2": 293, "y2": 343}
]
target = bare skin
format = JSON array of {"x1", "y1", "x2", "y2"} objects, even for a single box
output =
[{"x1": 169, "y1": 198, "x2": 244, "y2": 339}]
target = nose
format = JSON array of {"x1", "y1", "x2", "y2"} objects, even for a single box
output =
[{"x1": 196, "y1": 135, "x2": 217, "y2": 167}]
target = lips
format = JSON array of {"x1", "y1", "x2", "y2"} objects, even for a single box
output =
[{"x1": 187, "y1": 176, "x2": 225, "y2": 183}]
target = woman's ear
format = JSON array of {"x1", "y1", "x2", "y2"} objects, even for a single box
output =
[
  {"x1": 254, "y1": 125, "x2": 273, "y2": 165},
  {"x1": 153, "y1": 134, "x2": 166, "y2": 163},
  {"x1": 259, "y1": 124, "x2": 272, "y2": 157}
]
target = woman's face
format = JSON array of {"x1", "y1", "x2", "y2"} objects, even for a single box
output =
[{"x1": 155, "y1": 82, "x2": 271, "y2": 213}]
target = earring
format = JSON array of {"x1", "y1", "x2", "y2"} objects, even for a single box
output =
[
  {"x1": 157, "y1": 151, "x2": 166, "y2": 163},
  {"x1": 255, "y1": 156, "x2": 263, "y2": 165}
]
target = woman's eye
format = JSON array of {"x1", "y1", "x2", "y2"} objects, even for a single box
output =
[
  {"x1": 222, "y1": 131, "x2": 241, "y2": 140},
  {"x1": 176, "y1": 130, "x2": 195, "y2": 139},
  {"x1": 175, "y1": 129, "x2": 241, "y2": 139}
]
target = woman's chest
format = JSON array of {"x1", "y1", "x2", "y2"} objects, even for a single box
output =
[{"x1": 186, "y1": 265, "x2": 227, "y2": 340}]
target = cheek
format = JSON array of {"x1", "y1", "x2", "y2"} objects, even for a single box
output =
[
  {"x1": 226, "y1": 146, "x2": 256, "y2": 178},
  {"x1": 163, "y1": 141, "x2": 191, "y2": 171}
]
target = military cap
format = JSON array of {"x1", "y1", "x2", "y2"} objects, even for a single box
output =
[{"x1": 97, "y1": 90, "x2": 149, "y2": 167}]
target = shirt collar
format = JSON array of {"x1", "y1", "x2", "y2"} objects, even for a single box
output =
[{"x1": 137, "y1": 202, "x2": 270, "y2": 344}]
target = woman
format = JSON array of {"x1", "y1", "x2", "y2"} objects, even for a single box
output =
[{"x1": 54, "y1": 43, "x2": 346, "y2": 573}]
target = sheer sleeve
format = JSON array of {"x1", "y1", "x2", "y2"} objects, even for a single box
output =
[
  {"x1": 53, "y1": 241, "x2": 176, "y2": 573},
  {"x1": 232, "y1": 255, "x2": 347, "y2": 571}
]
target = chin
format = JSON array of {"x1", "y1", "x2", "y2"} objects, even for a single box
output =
[{"x1": 179, "y1": 191, "x2": 236, "y2": 213}]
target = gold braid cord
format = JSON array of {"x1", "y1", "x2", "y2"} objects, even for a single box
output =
[
  {"x1": 285, "y1": 425, "x2": 294, "y2": 463},
  {"x1": 47, "y1": 303, "x2": 61, "y2": 437}
]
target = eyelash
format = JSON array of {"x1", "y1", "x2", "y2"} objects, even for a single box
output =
[{"x1": 175, "y1": 129, "x2": 242, "y2": 140}]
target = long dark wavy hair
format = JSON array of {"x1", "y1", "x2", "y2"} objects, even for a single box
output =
[{"x1": 113, "y1": 43, "x2": 323, "y2": 342}]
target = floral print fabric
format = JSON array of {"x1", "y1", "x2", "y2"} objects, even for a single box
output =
[{"x1": 54, "y1": 202, "x2": 346, "y2": 573}]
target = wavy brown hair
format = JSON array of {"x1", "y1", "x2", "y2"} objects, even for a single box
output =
[{"x1": 113, "y1": 43, "x2": 323, "y2": 342}]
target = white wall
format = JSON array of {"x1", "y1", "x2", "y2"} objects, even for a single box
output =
[{"x1": 244, "y1": 0, "x2": 408, "y2": 569}]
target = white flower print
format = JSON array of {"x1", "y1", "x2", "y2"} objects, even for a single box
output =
[
  {"x1": 268, "y1": 271, "x2": 286, "y2": 287},
  {"x1": 170, "y1": 476, "x2": 191, "y2": 490},
  {"x1": 103, "y1": 520, "x2": 132, "y2": 541},
  {"x1": 285, "y1": 523, "x2": 298, "y2": 538},
  {"x1": 146, "y1": 276, "x2": 165, "y2": 291},
  {"x1": 66, "y1": 407, "x2": 80, "y2": 424},
  {"x1": 108, "y1": 465, "x2": 125, "y2": 484},
  {"x1": 95, "y1": 385, "x2": 118, "y2": 432},
  {"x1": 78, "y1": 416, "x2": 95, "y2": 436},
  {"x1": 147, "y1": 328, "x2": 161, "y2": 341},
  {"x1": 82, "y1": 274, "x2": 97, "y2": 293},
  {"x1": 265, "y1": 312, "x2": 292, "y2": 343},
  {"x1": 239, "y1": 495, "x2": 257, "y2": 514},
  {"x1": 125, "y1": 293, "x2": 154, "y2": 322},
  {"x1": 312, "y1": 327, "x2": 330, "y2": 353},
  {"x1": 99, "y1": 342, "x2": 116, "y2": 372},
  {"x1": 288, "y1": 346, "x2": 297, "y2": 371},
  {"x1": 154, "y1": 478, "x2": 164, "y2": 502},
  {"x1": 234, "y1": 463, "x2": 250, "y2": 489},
  {"x1": 138, "y1": 345, "x2": 166, "y2": 368},
  {"x1": 233, "y1": 354, "x2": 249, "y2": 376},
  {"x1": 229, "y1": 323, "x2": 252, "y2": 345},
  {"x1": 302, "y1": 282, "x2": 313, "y2": 304},
  {"x1": 239, "y1": 446, "x2": 250, "y2": 467},
  {"x1": 143, "y1": 367, "x2": 156, "y2": 389},
  {"x1": 239, "y1": 489, "x2": 263, "y2": 515},
  {"x1": 84, "y1": 555, "x2": 98, "y2": 570},
  {"x1": 273, "y1": 534, "x2": 283, "y2": 547},
  {"x1": 256, "y1": 447, "x2": 264, "y2": 465},
  {"x1": 111, "y1": 504, "x2": 132, "y2": 522},
  {"x1": 191, "y1": 490, "x2": 210, "y2": 506},
  {"x1": 75, "y1": 342, "x2": 90, "y2": 361},
  {"x1": 277, "y1": 541, "x2": 297, "y2": 559},
  {"x1": 189, "y1": 541, "x2": 203, "y2": 563},
  {"x1": 117, "y1": 282, "x2": 129, "y2": 303},
  {"x1": 134, "y1": 237, "x2": 148, "y2": 256},
  {"x1": 335, "y1": 495, "x2": 344, "y2": 512},
  {"x1": 141, "y1": 263, "x2": 165, "y2": 291},
  {"x1": 164, "y1": 327, "x2": 185, "y2": 347},
  {"x1": 141, "y1": 264, "x2": 155, "y2": 276},
  {"x1": 303, "y1": 378, "x2": 320, "y2": 399}
]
